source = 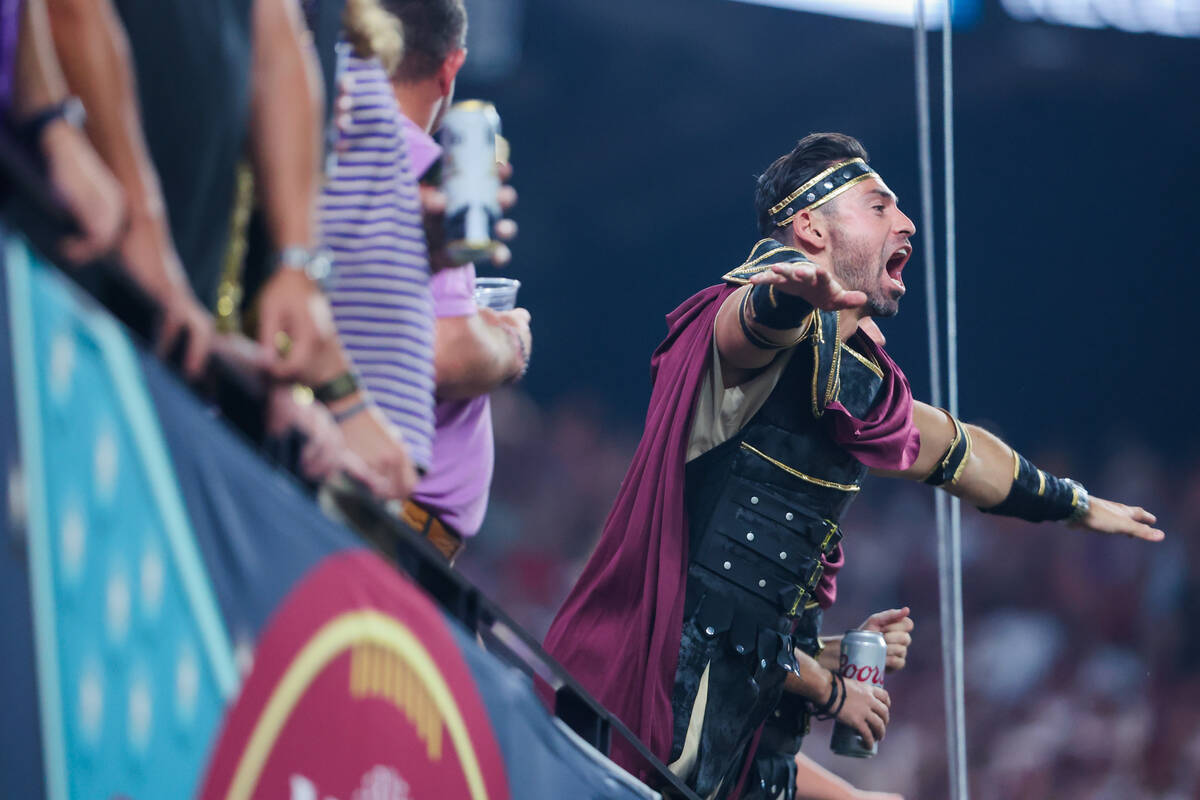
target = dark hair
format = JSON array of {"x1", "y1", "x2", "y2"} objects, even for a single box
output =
[
  {"x1": 381, "y1": 0, "x2": 468, "y2": 81},
  {"x1": 754, "y1": 133, "x2": 869, "y2": 237}
]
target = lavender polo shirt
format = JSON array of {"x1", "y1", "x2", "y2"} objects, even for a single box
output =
[{"x1": 399, "y1": 115, "x2": 494, "y2": 537}]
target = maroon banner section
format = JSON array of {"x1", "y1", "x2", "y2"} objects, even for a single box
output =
[{"x1": 199, "y1": 550, "x2": 509, "y2": 800}]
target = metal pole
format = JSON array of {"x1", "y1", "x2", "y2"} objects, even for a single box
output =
[
  {"x1": 941, "y1": 0, "x2": 969, "y2": 797},
  {"x1": 915, "y1": 1, "x2": 968, "y2": 797}
]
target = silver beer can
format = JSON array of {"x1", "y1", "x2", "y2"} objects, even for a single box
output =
[
  {"x1": 830, "y1": 629, "x2": 887, "y2": 758},
  {"x1": 437, "y1": 100, "x2": 505, "y2": 265}
]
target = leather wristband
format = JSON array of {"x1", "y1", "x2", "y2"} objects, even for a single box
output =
[
  {"x1": 980, "y1": 451, "x2": 1086, "y2": 523},
  {"x1": 922, "y1": 412, "x2": 972, "y2": 486},
  {"x1": 750, "y1": 282, "x2": 813, "y2": 330},
  {"x1": 313, "y1": 371, "x2": 360, "y2": 405}
]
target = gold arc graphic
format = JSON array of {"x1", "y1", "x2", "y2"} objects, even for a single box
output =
[{"x1": 224, "y1": 610, "x2": 491, "y2": 800}]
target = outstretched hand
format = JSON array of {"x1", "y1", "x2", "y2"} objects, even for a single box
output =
[
  {"x1": 1073, "y1": 496, "x2": 1164, "y2": 542},
  {"x1": 859, "y1": 607, "x2": 914, "y2": 673},
  {"x1": 748, "y1": 261, "x2": 867, "y2": 312}
]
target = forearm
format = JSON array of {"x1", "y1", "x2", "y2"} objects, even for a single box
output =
[
  {"x1": 784, "y1": 649, "x2": 834, "y2": 702},
  {"x1": 940, "y1": 422, "x2": 1015, "y2": 508},
  {"x1": 434, "y1": 313, "x2": 522, "y2": 399},
  {"x1": 793, "y1": 752, "x2": 863, "y2": 800},
  {"x1": 248, "y1": 0, "x2": 323, "y2": 251},
  {"x1": 13, "y1": 0, "x2": 69, "y2": 116},
  {"x1": 715, "y1": 285, "x2": 812, "y2": 385},
  {"x1": 46, "y1": 0, "x2": 154, "y2": 213}
]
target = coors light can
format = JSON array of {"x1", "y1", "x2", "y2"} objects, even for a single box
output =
[
  {"x1": 437, "y1": 100, "x2": 505, "y2": 265},
  {"x1": 830, "y1": 629, "x2": 887, "y2": 758}
]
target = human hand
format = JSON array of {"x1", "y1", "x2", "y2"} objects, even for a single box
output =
[
  {"x1": 421, "y1": 161, "x2": 518, "y2": 270},
  {"x1": 859, "y1": 607, "x2": 914, "y2": 673},
  {"x1": 482, "y1": 306, "x2": 532, "y2": 378},
  {"x1": 1071, "y1": 496, "x2": 1164, "y2": 542},
  {"x1": 836, "y1": 678, "x2": 890, "y2": 748},
  {"x1": 119, "y1": 215, "x2": 214, "y2": 378},
  {"x1": 267, "y1": 385, "x2": 383, "y2": 486},
  {"x1": 748, "y1": 261, "x2": 866, "y2": 312},
  {"x1": 257, "y1": 267, "x2": 336, "y2": 381},
  {"x1": 41, "y1": 120, "x2": 126, "y2": 264},
  {"x1": 331, "y1": 398, "x2": 418, "y2": 500}
]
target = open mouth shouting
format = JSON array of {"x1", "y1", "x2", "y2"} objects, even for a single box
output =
[{"x1": 885, "y1": 245, "x2": 910, "y2": 294}]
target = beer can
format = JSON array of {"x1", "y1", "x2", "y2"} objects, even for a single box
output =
[
  {"x1": 830, "y1": 629, "x2": 887, "y2": 758},
  {"x1": 437, "y1": 100, "x2": 505, "y2": 265}
]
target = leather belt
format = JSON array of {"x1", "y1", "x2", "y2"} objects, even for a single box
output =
[{"x1": 399, "y1": 500, "x2": 464, "y2": 563}]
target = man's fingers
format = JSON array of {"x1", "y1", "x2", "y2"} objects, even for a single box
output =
[
  {"x1": 420, "y1": 186, "x2": 447, "y2": 214},
  {"x1": 1130, "y1": 506, "x2": 1157, "y2": 524},
  {"x1": 498, "y1": 161, "x2": 513, "y2": 182},
  {"x1": 866, "y1": 607, "x2": 911, "y2": 629},
  {"x1": 874, "y1": 697, "x2": 890, "y2": 727},
  {"x1": 490, "y1": 242, "x2": 512, "y2": 268},
  {"x1": 854, "y1": 719, "x2": 876, "y2": 748},
  {"x1": 59, "y1": 235, "x2": 100, "y2": 265},
  {"x1": 497, "y1": 184, "x2": 518, "y2": 211},
  {"x1": 494, "y1": 218, "x2": 518, "y2": 241},
  {"x1": 1127, "y1": 523, "x2": 1165, "y2": 542}
]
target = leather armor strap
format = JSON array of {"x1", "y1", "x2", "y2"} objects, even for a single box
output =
[
  {"x1": 980, "y1": 450, "x2": 1085, "y2": 522},
  {"x1": 922, "y1": 412, "x2": 972, "y2": 486}
]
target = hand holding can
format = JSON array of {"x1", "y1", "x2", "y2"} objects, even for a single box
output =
[{"x1": 831, "y1": 629, "x2": 889, "y2": 757}]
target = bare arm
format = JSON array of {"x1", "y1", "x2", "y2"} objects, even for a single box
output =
[
  {"x1": 13, "y1": 0, "x2": 125, "y2": 262},
  {"x1": 434, "y1": 307, "x2": 528, "y2": 399},
  {"x1": 715, "y1": 262, "x2": 866, "y2": 388},
  {"x1": 873, "y1": 400, "x2": 1163, "y2": 541},
  {"x1": 248, "y1": 0, "x2": 322, "y2": 251},
  {"x1": 793, "y1": 752, "x2": 903, "y2": 800},
  {"x1": 45, "y1": 0, "x2": 213, "y2": 375}
]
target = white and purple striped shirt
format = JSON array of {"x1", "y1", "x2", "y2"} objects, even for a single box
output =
[{"x1": 319, "y1": 49, "x2": 435, "y2": 470}]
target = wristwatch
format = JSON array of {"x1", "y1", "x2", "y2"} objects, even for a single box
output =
[
  {"x1": 20, "y1": 96, "x2": 87, "y2": 144},
  {"x1": 1064, "y1": 479, "x2": 1090, "y2": 523},
  {"x1": 274, "y1": 246, "x2": 333, "y2": 285}
]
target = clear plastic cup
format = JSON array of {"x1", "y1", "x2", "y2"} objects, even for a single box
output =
[{"x1": 473, "y1": 277, "x2": 521, "y2": 311}]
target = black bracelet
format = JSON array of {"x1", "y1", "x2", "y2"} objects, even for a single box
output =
[
  {"x1": 811, "y1": 668, "x2": 841, "y2": 720},
  {"x1": 313, "y1": 371, "x2": 360, "y2": 405},
  {"x1": 17, "y1": 96, "x2": 87, "y2": 147},
  {"x1": 749, "y1": 282, "x2": 813, "y2": 330},
  {"x1": 830, "y1": 671, "x2": 847, "y2": 719},
  {"x1": 738, "y1": 288, "x2": 804, "y2": 351},
  {"x1": 923, "y1": 412, "x2": 973, "y2": 486},
  {"x1": 331, "y1": 399, "x2": 369, "y2": 424},
  {"x1": 979, "y1": 450, "x2": 1086, "y2": 522}
]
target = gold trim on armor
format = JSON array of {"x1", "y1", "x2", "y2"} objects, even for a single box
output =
[
  {"x1": 740, "y1": 442, "x2": 861, "y2": 492},
  {"x1": 841, "y1": 338, "x2": 884, "y2": 379},
  {"x1": 721, "y1": 239, "x2": 807, "y2": 284},
  {"x1": 950, "y1": 425, "x2": 973, "y2": 485},
  {"x1": 1037, "y1": 470, "x2": 1046, "y2": 497}
]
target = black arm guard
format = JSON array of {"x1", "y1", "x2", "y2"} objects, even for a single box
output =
[
  {"x1": 923, "y1": 413, "x2": 972, "y2": 486},
  {"x1": 750, "y1": 282, "x2": 813, "y2": 330},
  {"x1": 980, "y1": 451, "x2": 1084, "y2": 522}
]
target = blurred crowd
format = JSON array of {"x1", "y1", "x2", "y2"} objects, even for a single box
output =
[
  {"x1": 1, "y1": 0, "x2": 527, "y2": 559},
  {"x1": 463, "y1": 396, "x2": 1200, "y2": 800}
]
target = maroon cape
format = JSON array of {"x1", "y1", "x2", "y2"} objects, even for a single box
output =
[{"x1": 543, "y1": 283, "x2": 920, "y2": 779}]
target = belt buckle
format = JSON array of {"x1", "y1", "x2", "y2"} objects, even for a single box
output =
[{"x1": 818, "y1": 520, "x2": 842, "y2": 555}]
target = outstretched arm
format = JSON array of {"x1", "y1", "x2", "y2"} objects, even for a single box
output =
[
  {"x1": 873, "y1": 401, "x2": 1163, "y2": 542},
  {"x1": 715, "y1": 261, "x2": 866, "y2": 387}
]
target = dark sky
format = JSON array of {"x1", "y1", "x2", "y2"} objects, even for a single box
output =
[{"x1": 459, "y1": 0, "x2": 1200, "y2": 463}]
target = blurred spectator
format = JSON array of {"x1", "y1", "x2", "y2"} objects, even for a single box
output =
[
  {"x1": 41, "y1": 0, "x2": 417, "y2": 498},
  {"x1": 7, "y1": 0, "x2": 125, "y2": 261},
  {"x1": 380, "y1": 0, "x2": 529, "y2": 561}
]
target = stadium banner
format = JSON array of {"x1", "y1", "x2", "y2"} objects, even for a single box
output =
[{"x1": 0, "y1": 237, "x2": 656, "y2": 800}]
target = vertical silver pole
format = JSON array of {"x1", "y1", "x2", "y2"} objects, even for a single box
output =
[
  {"x1": 941, "y1": 0, "x2": 969, "y2": 798},
  {"x1": 915, "y1": 1, "x2": 968, "y2": 798}
]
